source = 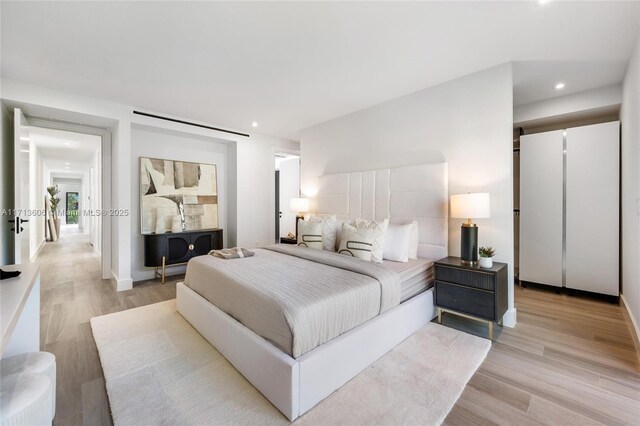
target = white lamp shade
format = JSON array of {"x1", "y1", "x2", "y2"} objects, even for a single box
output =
[
  {"x1": 290, "y1": 197, "x2": 310, "y2": 213},
  {"x1": 450, "y1": 193, "x2": 490, "y2": 219}
]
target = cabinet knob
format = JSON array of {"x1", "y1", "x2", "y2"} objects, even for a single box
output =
[{"x1": 188, "y1": 244, "x2": 194, "y2": 251}]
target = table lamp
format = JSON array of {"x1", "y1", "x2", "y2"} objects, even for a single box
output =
[
  {"x1": 450, "y1": 193, "x2": 490, "y2": 265},
  {"x1": 290, "y1": 197, "x2": 309, "y2": 239}
]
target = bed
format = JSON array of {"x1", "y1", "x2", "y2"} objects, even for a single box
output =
[{"x1": 177, "y1": 162, "x2": 448, "y2": 421}]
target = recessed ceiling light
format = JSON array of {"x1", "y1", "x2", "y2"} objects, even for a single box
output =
[
  {"x1": 20, "y1": 149, "x2": 30, "y2": 153},
  {"x1": 252, "y1": 122, "x2": 258, "y2": 128},
  {"x1": 64, "y1": 142, "x2": 70, "y2": 146},
  {"x1": 538, "y1": 0, "x2": 551, "y2": 4},
  {"x1": 554, "y1": 82, "x2": 566, "y2": 90},
  {"x1": 20, "y1": 136, "x2": 30, "y2": 142},
  {"x1": 65, "y1": 162, "x2": 70, "y2": 165}
]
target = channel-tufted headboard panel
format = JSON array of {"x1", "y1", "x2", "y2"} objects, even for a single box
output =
[{"x1": 314, "y1": 163, "x2": 448, "y2": 260}]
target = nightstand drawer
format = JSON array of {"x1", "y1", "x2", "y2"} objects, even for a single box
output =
[
  {"x1": 435, "y1": 266, "x2": 495, "y2": 291},
  {"x1": 435, "y1": 281, "x2": 495, "y2": 320}
]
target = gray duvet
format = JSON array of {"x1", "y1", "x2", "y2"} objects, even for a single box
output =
[{"x1": 183, "y1": 245, "x2": 401, "y2": 358}]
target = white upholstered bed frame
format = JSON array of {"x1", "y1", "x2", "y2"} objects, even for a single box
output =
[{"x1": 177, "y1": 162, "x2": 448, "y2": 421}]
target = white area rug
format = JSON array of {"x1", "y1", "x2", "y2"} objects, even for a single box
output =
[{"x1": 91, "y1": 300, "x2": 490, "y2": 426}]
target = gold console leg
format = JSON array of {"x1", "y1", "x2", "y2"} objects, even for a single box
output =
[
  {"x1": 488, "y1": 321, "x2": 494, "y2": 341},
  {"x1": 437, "y1": 308, "x2": 442, "y2": 324},
  {"x1": 162, "y1": 256, "x2": 166, "y2": 285}
]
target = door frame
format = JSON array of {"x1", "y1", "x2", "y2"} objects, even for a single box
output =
[
  {"x1": 26, "y1": 117, "x2": 112, "y2": 280},
  {"x1": 271, "y1": 147, "x2": 300, "y2": 245},
  {"x1": 65, "y1": 191, "x2": 79, "y2": 225}
]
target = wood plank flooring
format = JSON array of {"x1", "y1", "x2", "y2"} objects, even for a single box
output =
[
  {"x1": 37, "y1": 229, "x2": 177, "y2": 425},
  {"x1": 445, "y1": 286, "x2": 640, "y2": 425},
  {"x1": 37, "y1": 230, "x2": 640, "y2": 425}
]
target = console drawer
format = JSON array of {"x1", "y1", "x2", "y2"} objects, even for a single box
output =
[
  {"x1": 435, "y1": 266, "x2": 495, "y2": 291},
  {"x1": 435, "y1": 281, "x2": 495, "y2": 320}
]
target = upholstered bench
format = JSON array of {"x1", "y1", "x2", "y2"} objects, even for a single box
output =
[
  {"x1": 0, "y1": 373, "x2": 53, "y2": 426},
  {"x1": 0, "y1": 352, "x2": 56, "y2": 425}
]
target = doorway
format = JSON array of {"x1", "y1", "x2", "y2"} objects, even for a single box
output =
[
  {"x1": 3, "y1": 106, "x2": 111, "y2": 278},
  {"x1": 274, "y1": 153, "x2": 300, "y2": 243},
  {"x1": 65, "y1": 192, "x2": 79, "y2": 225}
]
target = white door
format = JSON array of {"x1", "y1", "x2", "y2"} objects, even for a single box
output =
[
  {"x1": 12, "y1": 108, "x2": 31, "y2": 264},
  {"x1": 566, "y1": 122, "x2": 619, "y2": 295},
  {"x1": 520, "y1": 130, "x2": 564, "y2": 287},
  {"x1": 278, "y1": 157, "x2": 300, "y2": 238}
]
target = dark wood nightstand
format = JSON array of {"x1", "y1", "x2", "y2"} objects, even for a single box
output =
[
  {"x1": 434, "y1": 256, "x2": 508, "y2": 340},
  {"x1": 279, "y1": 237, "x2": 297, "y2": 245}
]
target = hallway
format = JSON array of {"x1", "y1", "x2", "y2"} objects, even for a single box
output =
[{"x1": 37, "y1": 231, "x2": 176, "y2": 425}]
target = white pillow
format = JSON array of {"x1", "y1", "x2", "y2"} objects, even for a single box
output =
[
  {"x1": 383, "y1": 223, "x2": 412, "y2": 262},
  {"x1": 408, "y1": 221, "x2": 419, "y2": 260},
  {"x1": 338, "y1": 223, "x2": 374, "y2": 261},
  {"x1": 309, "y1": 215, "x2": 337, "y2": 251},
  {"x1": 297, "y1": 220, "x2": 323, "y2": 250},
  {"x1": 349, "y1": 218, "x2": 389, "y2": 263}
]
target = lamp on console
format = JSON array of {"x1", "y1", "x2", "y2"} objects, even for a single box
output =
[
  {"x1": 290, "y1": 197, "x2": 309, "y2": 239},
  {"x1": 450, "y1": 193, "x2": 490, "y2": 265}
]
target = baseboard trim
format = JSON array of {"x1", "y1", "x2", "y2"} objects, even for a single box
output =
[
  {"x1": 620, "y1": 294, "x2": 640, "y2": 363},
  {"x1": 111, "y1": 270, "x2": 133, "y2": 291},
  {"x1": 30, "y1": 239, "x2": 46, "y2": 262},
  {"x1": 502, "y1": 307, "x2": 517, "y2": 328}
]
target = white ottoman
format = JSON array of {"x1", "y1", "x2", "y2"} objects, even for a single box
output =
[
  {"x1": 0, "y1": 352, "x2": 56, "y2": 418},
  {"x1": 0, "y1": 373, "x2": 53, "y2": 426}
]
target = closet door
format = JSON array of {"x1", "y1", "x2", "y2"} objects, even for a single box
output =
[
  {"x1": 519, "y1": 130, "x2": 564, "y2": 287},
  {"x1": 566, "y1": 122, "x2": 619, "y2": 295}
]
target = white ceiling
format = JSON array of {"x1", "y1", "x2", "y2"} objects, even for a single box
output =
[
  {"x1": 513, "y1": 60, "x2": 629, "y2": 106},
  {"x1": 1, "y1": 1, "x2": 638, "y2": 139},
  {"x1": 28, "y1": 127, "x2": 100, "y2": 176}
]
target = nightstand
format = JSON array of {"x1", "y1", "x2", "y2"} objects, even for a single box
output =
[
  {"x1": 279, "y1": 237, "x2": 297, "y2": 245},
  {"x1": 434, "y1": 256, "x2": 508, "y2": 340}
]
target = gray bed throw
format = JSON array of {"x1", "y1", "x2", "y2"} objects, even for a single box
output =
[
  {"x1": 184, "y1": 245, "x2": 401, "y2": 358},
  {"x1": 209, "y1": 247, "x2": 255, "y2": 259}
]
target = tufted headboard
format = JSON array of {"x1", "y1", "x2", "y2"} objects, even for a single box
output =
[{"x1": 313, "y1": 163, "x2": 448, "y2": 260}]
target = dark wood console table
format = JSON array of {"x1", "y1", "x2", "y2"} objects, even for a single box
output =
[{"x1": 143, "y1": 229, "x2": 223, "y2": 283}]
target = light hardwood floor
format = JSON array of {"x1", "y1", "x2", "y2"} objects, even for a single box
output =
[
  {"x1": 38, "y1": 231, "x2": 640, "y2": 425},
  {"x1": 38, "y1": 229, "x2": 177, "y2": 425}
]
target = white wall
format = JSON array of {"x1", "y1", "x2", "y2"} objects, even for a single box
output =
[
  {"x1": 621, "y1": 28, "x2": 640, "y2": 343},
  {"x1": 300, "y1": 63, "x2": 516, "y2": 326},
  {"x1": 130, "y1": 125, "x2": 228, "y2": 281},
  {"x1": 514, "y1": 84, "x2": 622, "y2": 125},
  {"x1": 1, "y1": 79, "x2": 298, "y2": 289},
  {"x1": 235, "y1": 135, "x2": 300, "y2": 248}
]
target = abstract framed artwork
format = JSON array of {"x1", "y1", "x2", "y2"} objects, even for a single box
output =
[{"x1": 140, "y1": 157, "x2": 218, "y2": 234}]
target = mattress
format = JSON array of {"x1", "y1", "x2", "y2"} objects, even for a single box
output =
[
  {"x1": 381, "y1": 258, "x2": 435, "y2": 302},
  {"x1": 183, "y1": 245, "x2": 401, "y2": 358}
]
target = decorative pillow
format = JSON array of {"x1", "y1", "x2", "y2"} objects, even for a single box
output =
[
  {"x1": 309, "y1": 215, "x2": 337, "y2": 251},
  {"x1": 297, "y1": 220, "x2": 323, "y2": 250},
  {"x1": 408, "y1": 221, "x2": 419, "y2": 259},
  {"x1": 338, "y1": 224, "x2": 374, "y2": 261},
  {"x1": 349, "y1": 218, "x2": 389, "y2": 263},
  {"x1": 383, "y1": 223, "x2": 412, "y2": 262}
]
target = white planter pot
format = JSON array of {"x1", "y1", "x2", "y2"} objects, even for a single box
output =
[{"x1": 479, "y1": 257, "x2": 493, "y2": 268}]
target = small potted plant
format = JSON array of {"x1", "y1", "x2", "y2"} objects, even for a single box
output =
[{"x1": 478, "y1": 246, "x2": 495, "y2": 268}]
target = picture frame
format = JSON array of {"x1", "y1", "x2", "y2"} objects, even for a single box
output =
[{"x1": 139, "y1": 157, "x2": 219, "y2": 234}]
